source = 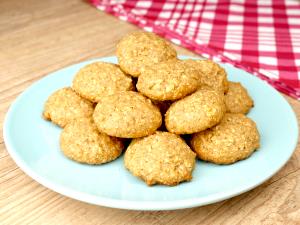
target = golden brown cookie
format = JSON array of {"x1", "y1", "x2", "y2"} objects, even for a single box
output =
[
  {"x1": 116, "y1": 31, "x2": 177, "y2": 77},
  {"x1": 184, "y1": 59, "x2": 229, "y2": 93},
  {"x1": 43, "y1": 87, "x2": 94, "y2": 127},
  {"x1": 124, "y1": 131, "x2": 196, "y2": 186},
  {"x1": 60, "y1": 118, "x2": 123, "y2": 164},
  {"x1": 165, "y1": 88, "x2": 226, "y2": 134},
  {"x1": 136, "y1": 60, "x2": 200, "y2": 101},
  {"x1": 72, "y1": 62, "x2": 134, "y2": 103},
  {"x1": 225, "y1": 81, "x2": 254, "y2": 114},
  {"x1": 93, "y1": 91, "x2": 162, "y2": 138},
  {"x1": 191, "y1": 113, "x2": 260, "y2": 164}
]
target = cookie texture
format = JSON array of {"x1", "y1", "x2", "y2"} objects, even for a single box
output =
[
  {"x1": 60, "y1": 118, "x2": 123, "y2": 164},
  {"x1": 72, "y1": 62, "x2": 133, "y2": 103},
  {"x1": 225, "y1": 81, "x2": 254, "y2": 114},
  {"x1": 191, "y1": 113, "x2": 260, "y2": 164},
  {"x1": 43, "y1": 87, "x2": 94, "y2": 127},
  {"x1": 137, "y1": 60, "x2": 200, "y2": 101},
  {"x1": 93, "y1": 91, "x2": 162, "y2": 138},
  {"x1": 124, "y1": 131, "x2": 196, "y2": 186},
  {"x1": 116, "y1": 31, "x2": 177, "y2": 77},
  {"x1": 184, "y1": 59, "x2": 229, "y2": 93},
  {"x1": 165, "y1": 88, "x2": 226, "y2": 134}
]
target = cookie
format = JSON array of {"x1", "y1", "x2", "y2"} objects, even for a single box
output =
[
  {"x1": 124, "y1": 131, "x2": 196, "y2": 186},
  {"x1": 116, "y1": 31, "x2": 177, "y2": 77},
  {"x1": 191, "y1": 113, "x2": 260, "y2": 164},
  {"x1": 72, "y1": 62, "x2": 134, "y2": 103},
  {"x1": 184, "y1": 59, "x2": 229, "y2": 93},
  {"x1": 136, "y1": 60, "x2": 200, "y2": 101},
  {"x1": 93, "y1": 91, "x2": 162, "y2": 138},
  {"x1": 60, "y1": 118, "x2": 123, "y2": 164},
  {"x1": 225, "y1": 81, "x2": 254, "y2": 114},
  {"x1": 165, "y1": 88, "x2": 226, "y2": 134},
  {"x1": 43, "y1": 87, "x2": 94, "y2": 127}
]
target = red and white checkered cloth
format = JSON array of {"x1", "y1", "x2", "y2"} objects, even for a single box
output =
[{"x1": 90, "y1": 0, "x2": 300, "y2": 100}]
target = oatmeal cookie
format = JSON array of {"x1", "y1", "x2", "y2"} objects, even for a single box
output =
[
  {"x1": 43, "y1": 87, "x2": 93, "y2": 127},
  {"x1": 165, "y1": 88, "x2": 226, "y2": 134},
  {"x1": 225, "y1": 81, "x2": 254, "y2": 114},
  {"x1": 72, "y1": 62, "x2": 133, "y2": 103},
  {"x1": 191, "y1": 113, "x2": 260, "y2": 164},
  {"x1": 124, "y1": 131, "x2": 196, "y2": 186},
  {"x1": 93, "y1": 91, "x2": 162, "y2": 138},
  {"x1": 116, "y1": 31, "x2": 177, "y2": 77},
  {"x1": 184, "y1": 59, "x2": 229, "y2": 93},
  {"x1": 60, "y1": 118, "x2": 123, "y2": 164},
  {"x1": 137, "y1": 60, "x2": 200, "y2": 101}
]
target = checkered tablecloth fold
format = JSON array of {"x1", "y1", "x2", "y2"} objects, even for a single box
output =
[{"x1": 91, "y1": 0, "x2": 300, "y2": 99}]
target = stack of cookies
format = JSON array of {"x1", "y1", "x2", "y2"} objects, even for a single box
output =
[{"x1": 43, "y1": 32, "x2": 260, "y2": 186}]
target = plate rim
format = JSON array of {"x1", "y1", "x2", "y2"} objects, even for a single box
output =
[{"x1": 3, "y1": 56, "x2": 299, "y2": 211}]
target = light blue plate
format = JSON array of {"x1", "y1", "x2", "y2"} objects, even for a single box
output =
[{"x1": 3, "y1": 56, "x2": 298, "y2": 211}]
